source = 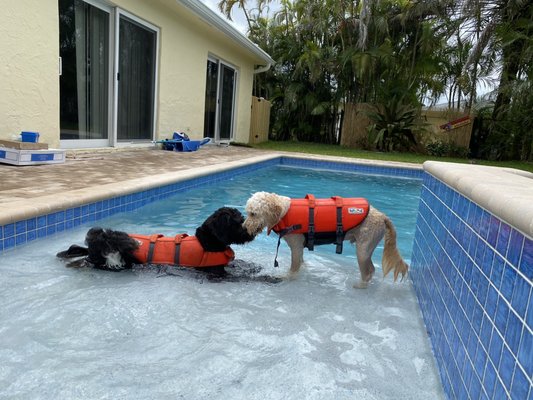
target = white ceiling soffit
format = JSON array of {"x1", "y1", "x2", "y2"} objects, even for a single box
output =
[{"x1": 176, "y1": 0, "x2": 274, "y2": 66}]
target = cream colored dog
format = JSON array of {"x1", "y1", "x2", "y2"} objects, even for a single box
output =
[{"x1": 243, "y1": 191, "x2": 409, "y2": 288}]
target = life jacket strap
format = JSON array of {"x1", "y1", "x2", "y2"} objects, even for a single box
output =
[
  {"x1": 333, "y1": 196, "x2": 344, "y2": 254},
  {"x1": 147, "y1": 234, "x2": 162, "y2": 263},
  {"x1": 273, "y1": 224, "x2": 302, "y2": 267},
  {"x1": 305, "y1": 194, "x2": 316, "y2": 251},
  {"x1": 174, "y1": 234, "x2": 186, "y2": 265}
]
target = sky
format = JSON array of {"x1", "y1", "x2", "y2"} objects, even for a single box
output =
[{"x1": 201, "y1": 0, "x2": 249, "y2": 33}]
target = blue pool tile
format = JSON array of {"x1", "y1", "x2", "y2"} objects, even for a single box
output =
[
  {"x1": 4, "y1": 236, "x2": 15, "y2": 249},
  {"x1": 26, "y1": 217, "x2": 36, "y2": 231},
  {"x1": 489, "y1": 330, "x2": 504, "y2": 368},
  {"x1": 511, "y1": 277, "x2": 530, "y2": 319},
  {"x1": 496, "y1": 223, "x2": 511, "y2": 258},
  {"x1": 15, "y1": 220, "x2": 26, "y2": 234},
  {"x1": 500, "y1": 264, "x2": 517, "y2": 303},
  {"x1": 491, "y1": 255, "x2": 505, "y2": 290},
  {"x1": 472, "y1": 373, "x2": 484, "y2": 400},
  {"x1": 507, "y1": 229, "x2": 524, "y2": 267},
  {"x1": 66, "y1": 208, "x2": 74, "y2": 220},
  {"x1": 517, "y1": 327, "x2": 532, "y2": 378},
  {"x1": 46, "y1": 225, "x2": 56, "y2": 236},
  {"x1": 482, "y1": 360, "x2": 497, "y2": 398},
  {"x1": 47, "y1": 212, "x2": 56, "y2": 225},
  {"x1": 519, "y1": 238, "x2": 533, "y2": 280},
  {"x1": 495, "y1": 297, "x2": 510, "y2": 335},
  {"x1": 37, "y1": 215, "x2": 47, "y2": 229},
  {"x1": 4, "y1": 223, "x2": 14, "y2": 238},
  {"x1": 511, "y1": 366, "x2": 529, "y2": 400},
  {"x1": 474, "y1": 342, "x2": 488, "y2": 375},
  {"x1": 37, "y1": 227, "x2": 46, "y2": 238},
  {"x1": 74, "y1": 207, "x2": 81, "y2": 218},
  {"x1": 499, "y1": 345, "x2": 515, "y2": 390},
  {"x1": 27, "y1": 230, "x2": 37, "y2": 242},
  {"x1": 0, "y1": 226, "x2": 2, "y2": 240},
  {"x1": 485, "y1": 285, "x2": 498, "y2": 318},
  {"x1": 504, "y1": 312, "x2": 522, "y2": 356},
  {"x1": 493, "y1": 379, "x2": 508, "y2": 400},
  {"x1": 0, "y1": 240, "x2": 3, "y2": 252},
  {"x1": 487, "y1": 215, "x2": 500, "y2": 247},
  {"x1": 480, "y1": 316, "x2": 493, "y2": 348},
  {"x1": 479, "y1": 210, "x2": 490, "y2": 239},
  {"x1": 15, "y1": 234, "x2": 26, "y2": 246}
]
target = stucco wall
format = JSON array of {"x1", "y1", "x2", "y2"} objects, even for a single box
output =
[
  {"x1": 0, "y1": 0, "x2": 60, "y2": 147},
  {"x1": 0, "y1": 0, "x2": 261, "y2": 148}
]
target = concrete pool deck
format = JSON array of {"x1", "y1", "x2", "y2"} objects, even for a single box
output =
[{"x1": 0, "y1": 145, "x2": 422, "y2": 226}]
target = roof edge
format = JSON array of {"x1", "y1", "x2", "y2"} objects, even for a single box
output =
[{"x1": 176, "y1": 0, "x2": 274, "y2": 66}]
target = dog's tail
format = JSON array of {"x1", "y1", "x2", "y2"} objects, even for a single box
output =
[
  {"x1": 382, "y1": 217, "x2": 409, "y2": 282},
  {"x1": 56, "y1": 244, "x2": 89, "y2": 259}
]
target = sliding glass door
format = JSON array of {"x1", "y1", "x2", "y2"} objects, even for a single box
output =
[
  {"x1": 59, "y1": 1, "x2": 158, "y2": 148},
  {"x1": 59, "y1": 0, "x2": 111, "y2": 147},
  {"x1": 203, "y1": 58, "x2": 237, "y2": 143},
  {"x1": 116, "y1": 14, "x2": 157, "y2": 142}
]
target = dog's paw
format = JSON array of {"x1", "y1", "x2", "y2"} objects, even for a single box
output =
[{"x1": 353, "y1": 280, "x2": 369, "y2": 289}]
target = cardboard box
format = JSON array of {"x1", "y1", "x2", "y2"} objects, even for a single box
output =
[
  {"x1": 0, "y1": 139, "x2": 48, "y2": 150},
  {"x1": 0, "y1": 147, "x2": 66, "y2": 165}
]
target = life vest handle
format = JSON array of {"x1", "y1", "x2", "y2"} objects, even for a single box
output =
[
  {"x1": 147, "y1": 234, "x2": 163, "y2": 263},
  {"x1": 174, "y1": 234, "x2": 187, "y2": 265},
  {"x1": 305, "y1": 194, "x2": 316, "y2": 251},
  {"x1": 332, "y1": 196, "x2": 345, "y2": 254}
]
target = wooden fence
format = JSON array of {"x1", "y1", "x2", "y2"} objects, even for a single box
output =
[
  {"x1": 340, "y1": 103, "x2": 373, "y2": 147},
  {"x1": 341, "y1": 103, "x2": 474, "y2": 150},
  {"x1": 249, "y1": 96, "x2": 271, "y2": 144},
  {"x1": 421, "y1": 109, "x2": 473, "y2": 148}
]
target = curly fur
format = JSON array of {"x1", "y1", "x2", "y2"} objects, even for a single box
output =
[
  {"x1": 243, "y1": 191, "x2": 409, "y2": 288},
  {"x1": 57, "y1": 207, "x2": 255, "y2": 272},
  {"x1": 195, "y1": 207, "x2": 255, "y2": 251}
]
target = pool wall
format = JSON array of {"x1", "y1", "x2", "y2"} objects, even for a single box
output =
[
  {"x1": 411, "y1": 161, "x2": 532, "y2": 400},
  {"x1": 0, "y1": 155, "x2": 422, "y2": 253}
]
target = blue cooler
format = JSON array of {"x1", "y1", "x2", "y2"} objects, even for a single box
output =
[{"x1": 21, "y1": 131, "x2": 40, "y2": 143}]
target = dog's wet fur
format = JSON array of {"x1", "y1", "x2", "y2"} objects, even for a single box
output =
[{"x1": 57, "y1": 207, "x2": 279, "y2": 283}]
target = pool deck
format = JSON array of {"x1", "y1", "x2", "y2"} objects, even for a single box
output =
[{"x1": 0, "y1": 145, "x2": 422, "y2": 226}]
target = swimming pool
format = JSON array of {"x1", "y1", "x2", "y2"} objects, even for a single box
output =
[{"x1": 0, "y1": 164, "x2": 444, "y2": 399}]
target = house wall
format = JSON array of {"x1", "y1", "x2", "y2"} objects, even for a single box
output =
[
  {"x1": 1, "y1": 0, "x2": 60, "y2": 146},
  {"x1": 0, "y1": 0, "x2": 261, "y2": 148},
  {"x1": 115, "y1": 0, "x2": 257, "y2": 143},
  {"x1": 411, "y1": 162, "x2": 532, "y2": 399}
]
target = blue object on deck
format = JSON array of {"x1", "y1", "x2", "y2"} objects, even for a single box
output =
[
  {"x1": 21, "y1": 131, "x2": 40, "y2": 143},
  {"x1": 174, "y1": 138, "x2": 211, "y2": 152},
  {"x1": 155, "y1": 135, "x2": 210, "y2": 152}
]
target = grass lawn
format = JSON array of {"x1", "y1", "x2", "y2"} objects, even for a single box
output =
[{"x1": 252, "y1": 141, "x2": 533, "y2": 173}]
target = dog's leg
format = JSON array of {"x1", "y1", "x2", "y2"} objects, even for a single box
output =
[
  {"x1": 283, "y1": 234, "x2": 306, "y2": 279},
  {"x1": 349, "y1": 211, "x2": 386, "y2": 288},
  {"x1": 354, "y1": 250, "x2": 376, "y2": 289}
]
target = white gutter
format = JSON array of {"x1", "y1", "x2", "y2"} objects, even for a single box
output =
[{"x1": 176, "y1": 0, "x2": 274, "y2": 71}]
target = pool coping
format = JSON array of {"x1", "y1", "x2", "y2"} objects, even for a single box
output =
[
  {"x1": 0, "y1": 152, "x2": 422, "y2": 227},
  {"x1": 424, "y1": 161, "x2": 533, "y2": 238}
]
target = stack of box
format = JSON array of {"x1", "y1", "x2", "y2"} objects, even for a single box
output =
[{"x1": 0, "y1": 132, "x2": 66, "y2": 166}]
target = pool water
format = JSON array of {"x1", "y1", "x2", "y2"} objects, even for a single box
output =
[{"x1": 0, "y1": 166, "x2": 444, "y2": 399}]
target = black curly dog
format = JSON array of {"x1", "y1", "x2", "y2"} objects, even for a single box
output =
[{"x1": 57, "y1": 207, "x2": 280, "y2": 283}]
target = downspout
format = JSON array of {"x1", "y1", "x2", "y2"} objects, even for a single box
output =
[{"x1": 254, "y1": 63, "x2": 272, "y2": 74}]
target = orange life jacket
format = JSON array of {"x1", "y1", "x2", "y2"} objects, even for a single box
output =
[
  {"x1": 269, "y1": 194, "x2": 369, "y2": 254},
  {"x1": 129, "y1": 233, "x2": 235, "y2": 267}
]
